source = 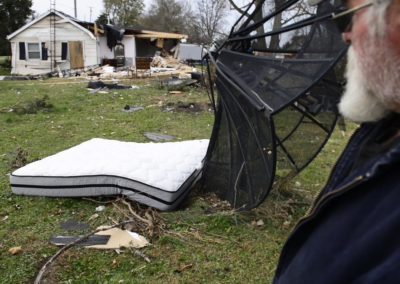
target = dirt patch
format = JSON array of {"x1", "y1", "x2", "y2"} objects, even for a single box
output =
[{"x1": 8, "y1": 148, "x2": 29, "y2": 171}]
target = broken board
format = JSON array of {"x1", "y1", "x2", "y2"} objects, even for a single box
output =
[{"x1": 69, "y1": 41, "x2": 84, "y2": 69}]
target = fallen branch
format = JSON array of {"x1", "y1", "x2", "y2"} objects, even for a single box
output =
[
  {"x1": 120, "y1": 199, "x2": 153, "y2": 228},
  {"x1": 34, "y1": 219, "x2": 136, "y2": 284}
]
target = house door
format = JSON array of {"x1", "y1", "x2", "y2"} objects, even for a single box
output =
[{"x1": 69, "y1": 41, "x2": 84, "y2": 69}]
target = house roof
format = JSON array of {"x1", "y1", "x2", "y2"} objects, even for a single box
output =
[
  {"x1": 7, "y1": 10, "x2": 96, "y2": 40},
  {"x1": 7, "y1": 10, "x2": 188, "y2": 41}
]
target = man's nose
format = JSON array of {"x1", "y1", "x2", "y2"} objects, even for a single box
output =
[{"x1": 342, "y1": 31, "x2": 352, "y2": 44}]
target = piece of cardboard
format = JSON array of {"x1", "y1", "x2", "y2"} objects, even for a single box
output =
[{"x1": 88, "y1": 227, "x2": 149, "y2": 249}]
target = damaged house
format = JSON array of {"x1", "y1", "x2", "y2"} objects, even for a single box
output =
[{"x1": 7, "y1": 10, "x2": 188, "y2": 75}]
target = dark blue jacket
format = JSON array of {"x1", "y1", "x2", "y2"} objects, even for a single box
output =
[{"x1": 274, "y1": 114, "x2": 400, "y2": 284}]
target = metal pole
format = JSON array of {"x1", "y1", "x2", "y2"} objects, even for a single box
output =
[{"x1": 74, "y1": 0, "x2": 77, "y2": 18}]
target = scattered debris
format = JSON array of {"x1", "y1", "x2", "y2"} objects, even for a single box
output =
[
  {"x1": 160, "y1": 78, "x2": 197, "y2": 91},
  {"x1": 1, "y1": 216, "x2": 9, "y2": 222},
  {"x1": 34, "y1": 220, "x2": 140, "y2": 284},
  {"x1": 112, "y1": 199, "x2": 166, "y2": 238},
  {"x1": 9, "y1": 246, "x2": 22, "y2": 255},
  {"x1": 251, "y1": 219, "x2": 265, "y2": 227},
  {"x1": 132, "y1": 249, "x2": 151, "y2": 263},
  {"x1": 151, "y1": 56, "x2": 168, "y2": 68},
  {"x1": 190, "y1": 72, "x2": 203, "y2": 81},
  {"x1": 144, "y1": 132, "x2": 175, "y2": 142},
  {"x1": 60, "y1": 220, "x2": 89, "y2": 231},
  {"x1": 88, "y1": 226, "x2": 149, "y2": 249},
  {"x1": 88, "y1": 213, "x2": 99, "y2": 221},
  {"x1": 50, "y1": 235, "x2": 110, "y2": 247},
  {"x1": 168, "y1": 91, "x2": 182, "y2": 95},
  {"x1": 87, "y1": 81, "x2": 131, "y2": 90},
  {"x1": 283, "y1": 220, "x2": 292, "y2": 228},
  {"x1": 201, "y1": 193, "x2": 233, "y2": 214},
  {"x1": 151, "y1": 67, "x2": 177, "y2": 73},
  {"x1": 123, "y1": 105, "x2": 144, "y2": 113},
  {"x1": 163, "y1": 102, "x2": 213, "y2": 113},
  {"x1": 95, "y1": 205, "x2": 106, "y2": 212}
]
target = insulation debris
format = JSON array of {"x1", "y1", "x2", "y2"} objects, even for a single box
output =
[{"x1": 88, "y1": 226, "x2": 149, "y2": 249}]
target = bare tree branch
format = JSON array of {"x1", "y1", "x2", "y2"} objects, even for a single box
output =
[{"x1": 227, "y1": 0, "x2": 251, "y2": 17}]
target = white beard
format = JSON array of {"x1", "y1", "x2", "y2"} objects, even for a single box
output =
[{"x1": 338, "y1": 47, "x2": 389, "y2": 123}]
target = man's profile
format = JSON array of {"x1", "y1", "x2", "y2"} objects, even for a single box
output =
[{"x1": 274, "y1": 0, "x2": 400, "y2": 283}]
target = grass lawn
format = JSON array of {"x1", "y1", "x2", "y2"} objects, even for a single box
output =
[{"x1": 0, "y1": 77, "x2": 354, "y2": 283}]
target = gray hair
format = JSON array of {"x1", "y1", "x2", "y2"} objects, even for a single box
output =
[{"x1": 367, "y1": 0, "x2": 393, "y2": 36}]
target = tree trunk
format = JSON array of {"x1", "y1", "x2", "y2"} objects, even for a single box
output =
[
  {"x1": 269, "y1": 0, "x2": 283, "y2": 50},
  {"x1": 253, "y1": 0, "x2": 267, "y2": 51}
]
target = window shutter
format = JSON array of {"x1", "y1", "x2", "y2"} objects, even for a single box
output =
[
  {"x1": 61, "y1": 42, "x2": 68, "y2": 60},
  {"x1": 41, "y1": 42, "x2": 48, "y2": 60},
  {"x1": 19, "y1": 42, "x2": 26, "y2": 60}
]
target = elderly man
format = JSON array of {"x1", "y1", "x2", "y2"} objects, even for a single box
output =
[{"x1": 273, "y1": 0, "x2": 400, "y2": 283}]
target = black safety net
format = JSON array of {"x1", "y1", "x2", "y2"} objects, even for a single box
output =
[{"x1": 202, "y1": 0, "x2": 347, "y2": 210}]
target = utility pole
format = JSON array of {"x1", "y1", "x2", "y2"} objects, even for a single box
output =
[
  {"x1": 89, "y1": 7, "x2": 93, "y2": 22},
  {"x1": 74, "y1": 0, "x2": 77, "y2": 18}
]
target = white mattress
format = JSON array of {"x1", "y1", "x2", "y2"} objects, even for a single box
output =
[{"x1": 10, "y1": 138, "x2": 210, "y2": 211}]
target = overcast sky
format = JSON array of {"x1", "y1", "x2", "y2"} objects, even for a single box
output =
[
  {"x1": 32, "y1": 0, "x2": 154, "y2": 22},
  {"x1": 32, "y1": 0, "x2": 241, "y2": 28}
]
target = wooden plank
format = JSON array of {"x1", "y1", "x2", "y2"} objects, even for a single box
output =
[
  {"x1": 135, "y1": 34, "x2": 187, "y2": 39},
  {"x1": 69, "y1": 41, "x2": 84, "y2": 69}
]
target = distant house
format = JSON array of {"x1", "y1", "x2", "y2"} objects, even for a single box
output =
[{"x1": 7, "y1": 10, "x2": 188, "y2": 75}]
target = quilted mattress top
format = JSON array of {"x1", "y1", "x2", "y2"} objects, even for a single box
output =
[{"x1": 12, "y1": 138, "x2": 210, "y2": 192}]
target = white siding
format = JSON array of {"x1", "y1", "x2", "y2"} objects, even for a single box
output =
[
  {"x1": 98, "y1": 35, "x2": 136, "y2": 67},
  {"x1": 10, "y1": 15, "x2": 98, "y2": 75}
]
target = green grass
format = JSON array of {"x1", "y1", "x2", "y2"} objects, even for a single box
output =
[
  {"x1": 0, "y1": 56, "x2": 11, "y2": 75},
  {"x1": 0, "y1": 77, "x2": 354, "y2": 283}
]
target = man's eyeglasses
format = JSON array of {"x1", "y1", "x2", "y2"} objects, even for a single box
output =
[{"x1": 331, "y1": 2, "x2": 373, "y2": 33}]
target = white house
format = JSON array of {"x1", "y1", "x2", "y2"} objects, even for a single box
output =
[{"x1": 7, "y1": 10, "x2": 188, "y2": 75}]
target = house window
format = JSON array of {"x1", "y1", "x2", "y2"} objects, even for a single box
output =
[{"x1": 27, "y1": 43, "x2": 41, "y2": 59}]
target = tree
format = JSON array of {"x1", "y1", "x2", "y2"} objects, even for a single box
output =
[
  {"x1": 138, "y1": 0, "x2": 228, "y2": 45},
  {"x1": 139, "y1": 0, "x2": 190, "y2": 34},
  {"x1": 194, "y1": 0, "x2": 228, "y2": 45},
  {"x1": 0, "y1": 0, "x2": 33, "y2": 55},
  {"x1": 96, "y1": 12, "x2": 110, "y2": 26},
  {"x1": 103, "y1": 0, "x2": 144, "y2": 27}
]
